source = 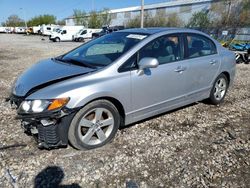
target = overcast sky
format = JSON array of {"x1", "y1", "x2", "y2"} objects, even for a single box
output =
[{"x1": 0, "y1": 0, "x2": 172, "y2": 23}]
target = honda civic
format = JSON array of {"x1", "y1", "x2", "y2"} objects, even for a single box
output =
[{"x1": 9, "y1": 28, "x2": 236, "y2": 150}]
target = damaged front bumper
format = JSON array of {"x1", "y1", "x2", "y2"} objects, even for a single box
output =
[
  {"x1": 18, "y1": 110, "x2": 77, "y2": 149},
  {"x1": 9, "y1": 94, "x2": 78, "y2": 149}
]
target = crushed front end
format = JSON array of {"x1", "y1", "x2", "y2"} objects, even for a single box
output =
[{"x1": 9, "y1": 94, "x2": 78, "y2": 149}]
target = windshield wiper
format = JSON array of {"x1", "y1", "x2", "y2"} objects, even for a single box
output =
[
  {"x1": 53, "y1": 56, "x2": 65, "y2": 62},
  {"x1": 62, "y1": 58, "x2": 97, "y2": 69},
  {"x1": 53, "y1": 56, "x2": 103, "y2": 68}
]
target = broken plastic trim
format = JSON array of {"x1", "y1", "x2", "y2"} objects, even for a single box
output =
[{"x1": 16, "y1": 106, "x2": 80, "y2": 120}]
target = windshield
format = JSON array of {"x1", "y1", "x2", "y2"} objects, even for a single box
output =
[{"x1": 62, "y1": 32, "x2": 148, "y2": 67}]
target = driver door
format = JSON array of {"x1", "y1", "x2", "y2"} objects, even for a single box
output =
[{"x1": 129, "y1": 34, "x2": 189, "y2": 121}]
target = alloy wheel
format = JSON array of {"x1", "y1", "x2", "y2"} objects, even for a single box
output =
[
  {"x1": 214, "y1": 77, "x2": 227, "y2": 100},
  {"x1": 78, "y1": 108, "x2": 114, "y2": 146}
]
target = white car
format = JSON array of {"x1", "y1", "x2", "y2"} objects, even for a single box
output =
[
  {"x1": 50, "y1": 26, "x2": 85, "y2": 42},
  {"x1": 73, "y1": 29, "x2": 102, "y2": 42}
]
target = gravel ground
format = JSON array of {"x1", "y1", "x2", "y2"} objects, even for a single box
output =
[{"x1": 0, "y1": 34, "x2": 249, "y2": 188}]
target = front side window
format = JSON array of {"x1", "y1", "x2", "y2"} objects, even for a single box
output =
[
  {"x1": 185, "y1": 34, "x2": 217, "y2": 58},
  {"x1": 139, "y1": 35, "x2": 182, "y2": 65},
  {"x1": 61, "y1": 32, "x2": 148, "y2": 67},
  {"x1": 81, "y1": 30, "x2": 87, "y2": 35}
]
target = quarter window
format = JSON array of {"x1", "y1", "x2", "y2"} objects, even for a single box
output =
[
  {"x1": 118, "y1": 54, "x2": 138, "y2": 72},
  {"x1": 139, "y1": 35, "x2": 182, "y2": 65},
  {"x1": 185, "y1": 34, "x2": 217, "y2": 58}
]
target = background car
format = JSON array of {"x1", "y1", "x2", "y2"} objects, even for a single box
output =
[{"x1": 92, "y1": 25, "x2": 125, "y2": 38}]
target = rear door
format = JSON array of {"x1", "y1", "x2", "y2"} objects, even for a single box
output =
[{"x1": 182, "y1": 33, "x2": 220, "y2": 98}]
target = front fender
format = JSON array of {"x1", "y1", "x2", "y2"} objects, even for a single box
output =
[{"x1": 71, "y1": 91, "x2": 125, "y2": 109}]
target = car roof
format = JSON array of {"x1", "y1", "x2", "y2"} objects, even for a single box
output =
[{"x1": 118, "y1": 27, "x2": 198, "y2": 35}]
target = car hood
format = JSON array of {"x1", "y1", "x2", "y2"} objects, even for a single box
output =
[{"x1": 12, "y1": 58, "x2": 95, "y2": 97}]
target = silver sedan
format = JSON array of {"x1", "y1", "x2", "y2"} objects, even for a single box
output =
[{"x1": 10, "y1": 28, "x2": 236, "y2": 150}]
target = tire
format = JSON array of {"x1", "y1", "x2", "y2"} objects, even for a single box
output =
[
  {"x1": 78, "y1": 38, "x2": 84, "y2": 42},
  {"x1": 68, "y1": 100, "x2": 121, "y2": 150},
  {"x1": 207, "y1": 73, "x2": 228, "y2": 105},
  {"x1": 236, "y1": 57, "x2": 243, "y2": 64},
  {"x1": 55, "y1": 37, "x2": 60, "y2": 42}
]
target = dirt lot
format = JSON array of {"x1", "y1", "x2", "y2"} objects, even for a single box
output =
[{"x1": 0, "y1": 34, "x2": 249, "y2": 188}]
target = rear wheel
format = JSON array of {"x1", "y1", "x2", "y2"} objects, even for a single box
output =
[
  {"x1": 68, "y1": 100, "x2": 121, "y2": 150},
  {"x1": 55, "y1": 37, "x2": 60, "y2": 42},
  {"x1": 236, "y1": 57, "x2": 243, "y2": 64},
  {"x1": 207, "y1": 74, "x2": 228, "y2": 105}
]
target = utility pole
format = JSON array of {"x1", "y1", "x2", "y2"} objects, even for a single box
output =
[
  {"x1": 140, "y1": 0, "x2": 144, "y2": 28},
  {"x1": 226, "y1": 1, "x2": 232, "y2": 26},
  {"x1": 20, "y1": 8, "x2": 27, "y2": 29},
  {"x1": 92, "y1": 0, "x2": 95, "y2": 11}
]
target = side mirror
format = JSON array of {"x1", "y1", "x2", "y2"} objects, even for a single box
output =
[{"x1": 138, "y1": 57, "x2": 159, "y2": 75}]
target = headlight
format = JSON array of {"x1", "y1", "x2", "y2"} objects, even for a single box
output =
[{"x1": 19, "y1": 98, "x2": 69, "y2": 113}]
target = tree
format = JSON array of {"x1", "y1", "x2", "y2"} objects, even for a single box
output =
[
  {"x1": 100, "y1": 8, "x2": 111, "y2": 26},
  {"x1": 166, "y1": 13, "x2": 184, "y2": 27},
  {"x1": 187, "y1": 11, "x2": 211, "y2": 28},
  {"x1": 152, "y1": 10, "x2": 167, "y2": 27},
  {"x1": 27, "y1": 15, "x2": 56, "y2": 26},
  {"x1": 3, "y1": 15, "x2": 25, "y2": 27},
  {"x1": 73, "y1": 9, "x2": 87, "y2": 26},
  {"x1": 239, "y1": 0, "x2": 250, "y2": 27},
  {"x1": 56, "y1": 20, "x2": 65, "y2": 26},
  {"x1": 126, "y1": 12, "x2": 183, "y2": 28},
  {"x1": 88, "y1": 11, "x2": 102, "y2": 28},
  {"x1": 143, "y1": 12, "x2": 154, "y2": 27},
  {"x1": 126, "y1": 15, "x2": 140, "y2": 28},
  {"x1": 209, "y1": 0, "x2": 248, "y2": 28},
  {"x1": 72, "y1": 8, "x2": 111, "y2": 28}
]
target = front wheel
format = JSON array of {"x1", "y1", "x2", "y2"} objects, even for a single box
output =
[
  {"x1": 55, "y1": 37, "x2": 60, "y2": 42},
  {"x1": 68, "y1": 100, "x2": 121, "y2": 150},
  {"x1": 207, "y1": 74, "x2": 228, "y2": 105}
]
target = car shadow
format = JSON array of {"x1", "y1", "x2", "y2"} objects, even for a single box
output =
[
  {"x1": 120, "y1": 102, "x2": 199, "y2": 130},
  {"x1": 34, "y1": 166, "x2": 81, "y2": 188}
]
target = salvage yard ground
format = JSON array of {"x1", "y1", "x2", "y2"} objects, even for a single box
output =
[{"x1": 0, "y1": 34, "x2": 249, "y2": 187}]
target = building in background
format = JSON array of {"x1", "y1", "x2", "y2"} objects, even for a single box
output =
[{"x1": 65, "y1": 0, "x2": 213, "y2": 27}]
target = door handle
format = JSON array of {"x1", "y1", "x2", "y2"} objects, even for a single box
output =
[
  {"x1": 174, "y1": 66, "x2": 186, "y2": 73},
  {"x1": 210, "y1": 60, "x2": 217, "y2": 65}
]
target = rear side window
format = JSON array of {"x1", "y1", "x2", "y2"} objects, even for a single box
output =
[{"x1": 185, "y1": 34, "x2": 217, "y2": 58}]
